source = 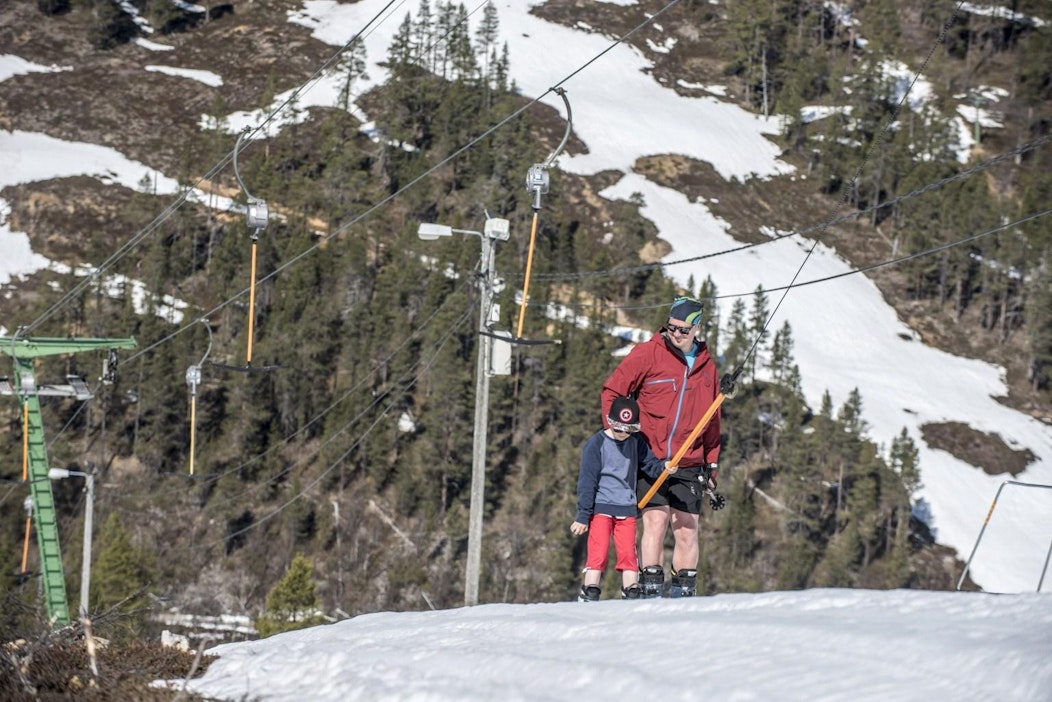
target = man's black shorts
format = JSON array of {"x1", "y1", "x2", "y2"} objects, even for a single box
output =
[{"x1": 637, "y1": 466, "x2": 703, "y2": 515}]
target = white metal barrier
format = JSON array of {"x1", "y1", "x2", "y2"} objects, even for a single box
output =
[{"x1": 957, "y1": 479, "x2": 1052, "y2": 592}]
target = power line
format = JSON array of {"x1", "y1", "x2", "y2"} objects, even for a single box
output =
[
  {"x1": 119, "y1": 0, "x2": 690, "y2": 366},
  {"x1": 534, "y1": 134, "x2": 1052, "y2": 283},
  {"x1": 723, "y1": 0, "x2": 969, "y2": 385},
  {"x1": 22, "y1": 0, "x2": 410, "y2": 336},
  {"x1": 114, "y1": 302, "x2": 476, "y2": 554},
  {"x1": 569, "y1": 208, "x2": 1051, "y2": 313},
  {"x1": 186, "y1": 277, "x2": 477, "y2": 505}
]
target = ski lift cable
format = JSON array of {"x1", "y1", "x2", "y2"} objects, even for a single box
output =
[
  {"x1": 177, "y1": 278, "x2": 474, "y2": 497},
  {"x1": 117, "y1": 0, "x2": 935, "y2": 374},
  {"x1": 641, "y1": 1, "x2": 971, "y2": 507},
  {"x1": 135, "y1": 304, "x2": 476, "y2": 546},
  {"x1": 535, "y1": 134, "x2": 1052, "y2": 283},
  {"x1": 726, "y1": 0, "x2": 970, "y2": 392},
  {"x1": 567, "y1": 207, "x2": 1051, "y2": 316},
  {"x1": 22, "y1": 0, "x2": 409, "y2": 337},
  {"x1": 250, "y1": 0, "x2": 685, "y2": 331},
  {"x1": 30, "y1": 0, "x2": 488, "y2": 342},
  {"x1": 118, "y1": 0, "x2": 504, "y2": 366},
  {"x1": 226, "y1": 0, "x2": 687, "y2": 344},
  {"x1": 115, "y1": 0, "x2": 694, "y2": 368}
]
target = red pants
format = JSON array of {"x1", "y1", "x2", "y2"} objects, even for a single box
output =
[{"x1": 585, "y1": 514, "x2": 639, "y2": 572}]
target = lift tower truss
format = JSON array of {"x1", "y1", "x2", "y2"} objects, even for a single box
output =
[{"x1": 0, "y1": 336, "x2": 136, "y2": 626}]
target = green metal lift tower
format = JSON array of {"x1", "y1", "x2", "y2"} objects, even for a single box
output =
[{"x1": 1, "y1": 335, "x2": 136, "y2": 626}]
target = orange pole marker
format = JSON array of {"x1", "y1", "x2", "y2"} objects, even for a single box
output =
[
  {"x1": 21, "y1": 402, "x2": 28, "y2": 482},
  {"x1": 247, "y1": 239, "x2": 258, "y2": 366},
  {"x1": 515, "y1": 212, "x2": 540, "y2": 339},
  {"x1": 189, "y1": 394, "x2": 197, "y2": 476},
  {"x1": 21, "y1": 515, "x2": 31, "y2": 573},
  {"x1": 638, "y1": 392, "x2": 726, "y2": 509}
]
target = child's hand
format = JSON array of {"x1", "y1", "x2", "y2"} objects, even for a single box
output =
[
  {"x1": 570, "y1": 521, "x2": 588, "y2": 535},
  {"x1": 665, "y1": 461, "x2": 678, "y2": 474}
]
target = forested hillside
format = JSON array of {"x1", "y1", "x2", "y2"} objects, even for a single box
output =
[{"x1": 1, "y1": 0, "x2": 1049, "y2": 648}]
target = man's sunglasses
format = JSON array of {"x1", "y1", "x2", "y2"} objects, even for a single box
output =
[{"x1": 667, "y1": 323, "x2": 696, "y2": 336}]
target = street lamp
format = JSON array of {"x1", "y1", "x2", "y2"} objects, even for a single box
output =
[
  {"x1": 417, "y1": 216, "x2": 509, "y2": 606},
  {"x1": 49, "y1": 464, "x2": 96, "y2": 619}
]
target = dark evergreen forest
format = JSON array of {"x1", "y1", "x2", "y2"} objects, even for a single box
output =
[{"x1": 1, "y1": 0, "x2": 1049, "y2": 643}]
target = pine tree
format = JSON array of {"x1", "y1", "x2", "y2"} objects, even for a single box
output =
[
  {"x1": 768, "y1": 320, "x2": 794, "y2": 384},
  {"x1": 254, "y1": 554, "x2": 326, "y2": 638},
  {"x1": 747, "y1": 286, "x2": 770, "y2": 382},
  {"x1": 889, "y1": 427, "x2": 921, "y2": 498},
  {"x1": 336, "y1": 39, "x2": 369, "y2": 114},
  {"x1": 92, "y1": 512, "x2": 153, "y2": 614},
  {"x1": 476, "y1": 0, "x2": 500, "y2": 98},
  {"x1": 722, "y1": 298, "x2": 751, "y2": 373}
]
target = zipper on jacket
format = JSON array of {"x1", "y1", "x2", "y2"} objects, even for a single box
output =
[
  {"x1": 645, "y1": 377, "x2": 676, "y2": 391},
  {"x1": 665, "y1": 364, "x2": 691, "y2": 460}
]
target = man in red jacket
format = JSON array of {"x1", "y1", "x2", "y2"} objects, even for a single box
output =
[{"x1": 601, "y1": 296, "x2": 721, "y2": 598}]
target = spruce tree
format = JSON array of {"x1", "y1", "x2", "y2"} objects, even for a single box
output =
[
  {"x1": 92, "y1": 512, "x2": 153, "y2": 614},
  {"x1": 255, "y1": 553, "x2": 326, "y2": 637}
]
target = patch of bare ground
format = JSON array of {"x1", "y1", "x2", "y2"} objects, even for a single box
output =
[
  {"x1": 2, "y1": 177, "x2": 147, "y2": 263},
  {"x1": 0, "y1": 0, "x2": 334, "y2": 176},
  {"x1": 921, "y1": 421, "x2": 1036, "y2": 477},
  {"x1": 0, "y1": 634, "x2": 214, "y2": 701},
  {"x1": 634, "y1": 151, "x2": 864, "y2": 246}
]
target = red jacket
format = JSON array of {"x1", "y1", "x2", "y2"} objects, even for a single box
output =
[{"x1": 601, "y1": 329, "x2": 721, "y2": 467}]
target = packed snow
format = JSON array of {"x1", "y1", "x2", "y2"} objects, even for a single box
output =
[{"x1": 170, "y1": 588, "x2": 1052, "y2": 701}]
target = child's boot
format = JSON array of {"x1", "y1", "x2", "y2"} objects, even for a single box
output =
[
  {"x1": 578, "y1": 585, "x2": 601, "y2": 602},
  {"x1": 621, "y1": 583, "x2": 642, "y2": 599}
]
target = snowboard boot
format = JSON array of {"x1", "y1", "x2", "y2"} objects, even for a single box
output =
[
  {"x1": 578, "y1": 585, "x2": 601, "y2": 602},
  {"x1": 621, "y1": 583, "x2": 642, "y2": 599},
  {"x1": 669, "y1": 568, "x2": 697, "y2": 598},
  {"x1": 639, "y1": 565, "x2": 664, "y2": 599}
]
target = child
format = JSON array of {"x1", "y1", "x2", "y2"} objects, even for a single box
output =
[{"x1": 570, "y1": 396, "x2": 675, "y2": 600}]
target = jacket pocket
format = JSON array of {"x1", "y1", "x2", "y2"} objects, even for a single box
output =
[{"x1": 639, "y1": 378, "x2": 676, "y2": 418}]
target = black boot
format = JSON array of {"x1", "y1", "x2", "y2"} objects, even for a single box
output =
[
  {"x1": 578, "y1": 585, "x2": 601, "y2": 602},
  {"x1": 639, "y1": 565, "x2": 664, "y2": 599},
  {"x1": 669, "y1": 568, "x2": 697, "y2": 598},
  {"x1": 621, "y1": 583, "x2": 642, "y2": 599}
]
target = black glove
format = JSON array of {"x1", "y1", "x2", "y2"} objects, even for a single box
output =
[
  {"x1": 720, "y1": 372, "x2": 738, "y2": 399},
  {"x1": 701, "y1": 463, "x2": 718, "y2": 490}
]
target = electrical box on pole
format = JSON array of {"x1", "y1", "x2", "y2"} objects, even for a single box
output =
[{"x1": 0, "y1": 335, "x2": 137, "y2": 626}]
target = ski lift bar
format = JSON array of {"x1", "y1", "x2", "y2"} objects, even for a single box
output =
[
  {"x1": 185, "y1": 320, "x2": 213, "y2": 476},
  {"x1": 233, "y1": 127, "x2": 271, "y2": 369},
  {"x1": 513, "y1": 87, "x2": 572, "y2": 346}
]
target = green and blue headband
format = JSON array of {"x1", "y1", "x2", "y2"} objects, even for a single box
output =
[{"x1": 669, "y1": 296, "x2": 704, "y2": 326}]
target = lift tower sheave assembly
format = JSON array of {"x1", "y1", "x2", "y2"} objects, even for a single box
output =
[{"x1": 0, "y1": 335, "x2": 137, "y2": 626}]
